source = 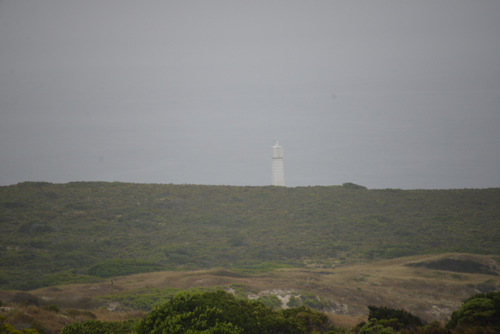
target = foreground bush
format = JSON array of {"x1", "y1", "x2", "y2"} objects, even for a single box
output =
[
  {"x1": 353, "y1": 305, "x2": 426, "y2": 333},
  {"x1": 446, "y1": 291, "x2": 500, "y2": 332},
  {"x1": 137, "y1": 290, "x2": 335, "y2": 334},
  {"x1": 367, "y1": 305, "x2": 425, "y2": 329},
  {"x1": 0, "y1": 315, "x2": 40, "y2": 334},
  {"x1": 59, "y1": 319, "x2": 137, "y2": 334}
]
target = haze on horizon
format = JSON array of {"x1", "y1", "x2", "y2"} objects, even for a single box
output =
[{"x1": 1, "y1": 1, "x2": 499, "y2": 189}]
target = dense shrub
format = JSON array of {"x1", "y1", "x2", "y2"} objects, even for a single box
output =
[
  {"x1": 366, "y1": 305, "x2": 425, "y2": 331},
  {"x1": 407, "y1": 258, "x2": 499, "y2": 275},
  {"x1": 60, "y1": 319, "x2": 137, "y2": 334},
  {"x1": 342, "y1": 183, "x2": 367, "y2": 190},
  {"x1": 281, "y1": 306, "x2": 334, "y2": 333},
  {"x1": 103, "y1": 287, "x2": 184, "y2": 311},
  {"x1": 446, "y1": 291, "x2": 500, "y2": 331},
  {"x1": 1, "y1": 183, "x2": 500, "y2": 290},
  {"x1": 10, "y1": 292, "x2": 40, "y2": 307},
  {"x1": 0, "y1": 315, "x2": 40, "y2": 334},
  {"x1": 138, "y1": 290, "x2": 333, "y2": 334}
]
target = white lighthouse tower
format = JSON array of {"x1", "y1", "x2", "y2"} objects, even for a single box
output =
[{"x1": 272, "y1": 139, "x2": 285, "y2": 186}]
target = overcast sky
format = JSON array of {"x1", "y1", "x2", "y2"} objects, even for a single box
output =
[{"x1": 1, "y1": 1, "x2": 499, "y2": 189}]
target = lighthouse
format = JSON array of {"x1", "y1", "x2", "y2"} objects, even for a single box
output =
[{"x1": 272, "y1": 139, "x2": 285, "y2": 186}]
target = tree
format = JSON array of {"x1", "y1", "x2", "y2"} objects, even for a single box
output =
[
  {"x1": 137, "y1": 290, "x2": 312, "y2": 334},
  {"x1": 363, "y1": 305, "x2": 425, "y2": 331},
  {"x1": 446, "y1": 291, "x2": 500, "y2": 331},
  {"x1": 357, "y1": 319, "x2": 398, "y2": 334},
  {"x1": 281, "y1": 306, "x2": 335, "y2": 333}
]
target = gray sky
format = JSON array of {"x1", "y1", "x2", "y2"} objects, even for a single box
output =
[{"x1": 1, "y1": 1, "x2": 499, "y2": 189}]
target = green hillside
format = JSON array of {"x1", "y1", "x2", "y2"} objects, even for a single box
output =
[{"x1": 1, "y1": 181, "x2": 499, "y2": 290}]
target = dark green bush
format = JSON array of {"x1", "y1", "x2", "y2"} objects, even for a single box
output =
[
  {"x1": 138, "y1": 290, "x2": 329, "y2": 334},
  {"x1": 60, "y1": 319, "x2": 137, "y2": 334},
  {"x1": 367, "y1": 305, "x2": 425, "y2": 329},
  {"x1": 10, "y1": 292, "x2": 40, "y2": 306},
  {"x1": 446, "y1": 291, "x2": 500, "y2": 331},
  {"x1": 281, "y1": 306, "x2": 334, "y2": 333}
]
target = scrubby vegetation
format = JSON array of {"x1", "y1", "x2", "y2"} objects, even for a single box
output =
[
  {"x1": 102, "y1": 287, "x2": 211, "y2": 311},
  {"x1": 360, "y1": 305, "x2": 425, "y2": 331},
  {"x1": 446, "y1": 291, "x2": 500, "y2": 332},
  {"x1": 59, "y1": 319, "x2": 137, "y2": 334},
  {"x1": 87, "y1": 259, "x2": 164, "y2": 278},
  {"x1": 136, "y1": 290, "x2": 335, "y2": 334},
  {"x1": 2, "y1": 290, "x2": 500, "y2": 333},
  {"x1": 1, "y1": 182, "x2": 499, "y2": 290},
  {"x1": 406, "y1": 258, "x2": 499, "y2": 276}
]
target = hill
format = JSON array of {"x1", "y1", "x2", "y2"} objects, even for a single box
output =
[
  {"x1": 1, "y1": 182, "x2": 499, "y2": 290},
  {"x1": 0, "y1": 253, "x2": 499, "y2": 333}
]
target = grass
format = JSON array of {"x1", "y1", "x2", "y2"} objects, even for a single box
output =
[{"x1": 0, "y1": 253, "x2": 495, "y2": 332}]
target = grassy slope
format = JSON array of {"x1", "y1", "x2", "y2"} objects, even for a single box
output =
[
  {"x1": 0, "y1": 182, "x2": 499, "y2": 290},
  {"x1": 0, "y1": 253, "x2": 498, "y2": 332}
]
